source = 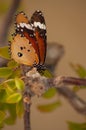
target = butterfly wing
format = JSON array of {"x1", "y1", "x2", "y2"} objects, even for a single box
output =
[
  {"x1": 10, "y1": 12, "x2": 39, "y2": 66},
  {"x1": 15, "y1": 11, "x2": 39, "y2": 58},
  {"x1": 30, "y1": 10, "x2": 47, "y2": 65},
  {"x1": 10, "y1": 34, "x2": 39, "y2": 66},
  {"x1": 11, "y1": 11, "x2": 47, "y2": 67}
]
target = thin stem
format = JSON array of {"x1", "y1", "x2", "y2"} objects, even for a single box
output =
[
  {"x1": 57, "y1": 86, "x2": 86, "y2": 115},
  {"x1": 24, "y1": 106, "x2": 31, "y2": 130},
  {"x1": 61, "y1": 76, "x2": 86, "y2": 86},
  {"x1": 23, "y1": 84, "x2": 32, "y2": 130},
  {"x1": 53, "y1": 76, "x2": 86, "y2": 87},
  {"x1": 0, "y1": 0, "x2": 21, "y2": 45}
]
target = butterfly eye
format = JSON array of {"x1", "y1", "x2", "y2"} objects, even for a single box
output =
[{"x1": 17, "y1": 52, "x2": 23, "y2": 57}]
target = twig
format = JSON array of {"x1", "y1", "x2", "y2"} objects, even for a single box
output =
[
  {"x1": 0, "y1": 0, "x2": 22, "y2": 67},
  {"x1": 54, "y1": 76, "x2": 86, "y2": 86},
  {"x1": 0, "y1": 0, "x2": 21, "y2": 46},
  {"x1": 57, "y1": 87, "x2": 86, "y2": 115},
  {"x1": 23, "y1": 104, "x2": 31, "y2": 130},
  {"x1": 24, "y1": 110, "x2": 31, "y2": 130},
  {"x1": 23, "y1": 89, "x2": 31, "y2": 130}
]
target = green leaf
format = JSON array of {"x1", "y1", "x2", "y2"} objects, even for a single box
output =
[
  {"x1": 40, "y1": 69, "x2": 56, "y2": 98},
  {"x1": 6, "y1": 104, "x2": 17, "y2": 118},
  {"x1": 39, "y1": 69, "x2": 53, "y2": 78},
  {"x1": 7, "y1": 60, "x2": 19, "y2": 68},
  {"x1": 43, "y1": 88, "x2": 57, "y2": 99},
  {"x1": 5, "y1": 116, "x2": 16, "y2": 125},
  {"x1": 0, "y1": 46, "x2": 10, "y2": 59},
  {"x1": 4, "y1": 79, "x2": 16, "y2": 90},
  {"x1": 0, "y1": 67, "x2": 12, "y2": 78},
  {"x1": 0, "y1": 111, "x2": 5, "y2": 124},
  {"x1": 6, "y1": 93, "x2": 22, "y2": 103},
  {"x1": 0, "y1": 79, "x2": 16, "y2": 91},
  {"x1": 73, "y1": 85, "x2": 80, "y2": 92},
  {"x1": 4, "y1": 104, "x2": 17, "y2": 125},
  {"x1": 0, "y1": 90, "x2": 8, "y2": 103},
  {"x1": 37, "y1": 101, "x2": 61, "y2": 112},
  {"x1": 15, "y1": 78, "x2": 24, "y2": 91},
  {"x1": 5, "y1": 84, "x2": 14, "y2": 95},
  {"x1": 16, "y1": 99, "x2": 24, "y2": 117},
  {"x1": 67, "y1": 121, "x2": 86, "y2": 130},
  {"x1": 73, "y1": 85, "x2": 86, "y2": 92},
  {"x1": 9, "y1": 69, "x2": 21, "y2": 78},
  {"x1": 70, "y1": 63, "x2": 86, "y2": 78},
  {"x1": 0, "y1": 103, "x2": 7, "y2": 111}
]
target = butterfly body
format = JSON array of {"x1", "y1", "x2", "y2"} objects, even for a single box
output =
[{"x1": 10, "y1": 10, "x2": 47, "y2": 68}]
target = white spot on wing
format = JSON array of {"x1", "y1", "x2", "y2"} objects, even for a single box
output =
[
  {"x1": 21, "y1": 29, "x2": 23, "y2": 32},
  {"x1": 20, "y1": 23, "x2": 24, "y2": 28},
  {"x1": 21, "y1": 12, "x2": 25, "y2": 15},
  {"x1": 19, "y1": 23, "x2": 34, "y2": 30},
  {"x1": 37, "y1": 10, "x2": 40, "y2": 12},
  {"x1": 27, "y1": 24, "x2": 33, "y2": 30},
  {"x1": 39, "y1": 12, "x2": 42, "y2": 15},
  {"x1": 17, "y1": 24, "x2": 20, "y2": 28},
  {"x1": 33, "y1": 22, "x2": 46, "y2": 30}
]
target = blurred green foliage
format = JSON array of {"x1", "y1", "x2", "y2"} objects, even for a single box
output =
[
  {"x1": 70, "y1": 63, "x2": 86, "y2": 78},
  {"x1": 68, "y1": 122, "x2": 86, "y2": 130},
  {"x1": 70, "y1": 63, "x2": 86, "y2": 92},
  {"x1": 37, "y1": 101, "x2": 61, "y2": 112},
  {"x1": 0, "y1": 46, "x2": 10, "y2": 60},
  {"x1": 0, "y1": 46, "x2": 24, "y2": 129}
]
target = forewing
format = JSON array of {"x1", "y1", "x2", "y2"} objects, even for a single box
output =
[
  {"x1": 15, "y1": 11, "x2": 39, "y2": 59},
  {"x1": 30, "y1": 10, "x2": 47, "y2": 65}
]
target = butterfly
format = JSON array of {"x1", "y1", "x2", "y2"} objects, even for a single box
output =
[{"x1": 10, "y1": 10, "x2": 47, "y2": 70}]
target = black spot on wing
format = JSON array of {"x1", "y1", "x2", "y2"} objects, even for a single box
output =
[
  {"x1": 17, "y1": 52, "x2": 23, "y2": 57},
  {"x1": 20, "y1": 47, "x2": 23, "y2": 50}
]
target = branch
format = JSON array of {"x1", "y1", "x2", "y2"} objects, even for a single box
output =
[
  {"x1": 0, "y1": 0, "x2": 21, "y2": 46},
  {"x1": 57, "y1": 87, "x2": 86, "y2": 115},
  {"x1": 24, "y1": 110, "x2": 31, "y2": 130},
  {"x1": 54, "y1": 76, "x2": 86, "y2": 86},
  {"x1": 23, "y1": 88, "x2": 31, "y2": 130},
  {"x1": 0, "y1": 0, "x2": 22, "y2": 67},
  {"x1": 22, "y1": 68, "x2": 86, "y2": 115}
]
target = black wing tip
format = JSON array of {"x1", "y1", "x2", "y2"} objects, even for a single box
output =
[{"x1": 35, "y1": 10, "x2": 44, "y2": 16}]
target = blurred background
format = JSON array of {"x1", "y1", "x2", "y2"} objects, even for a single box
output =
[{"x1": 0, "y1": 0, "x2": 86, "y2": 130}]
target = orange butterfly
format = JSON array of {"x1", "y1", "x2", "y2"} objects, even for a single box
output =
[{"x1": 10, "y1": 10, "x2": 47, "y2": 69}]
